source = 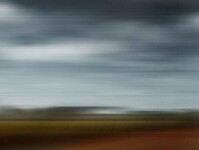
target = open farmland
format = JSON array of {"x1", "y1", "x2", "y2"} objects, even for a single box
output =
[
  {"x1": 0, "y1": 108, "x2": 197, "y2": 149},
  {"x1": 0, "y1": 119, "x2": 197, "y2": 149},
  {"x1": 0, "y1": 120, "x2": 187, "y2": 136},
  {"x1": 60, "y1": 127, "x2": 199, "y2": 150},
  {"x1": 0, "y1": 121, "x2": 197, "y2": 150}
]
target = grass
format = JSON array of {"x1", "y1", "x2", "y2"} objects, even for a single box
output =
[{"x1": 0, "y1": 120, "x2": 186, "y2": 136}]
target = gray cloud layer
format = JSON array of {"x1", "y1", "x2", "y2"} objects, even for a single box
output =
[{"x1": 0, "y1": 0, "x2": 198, "y2": 109}]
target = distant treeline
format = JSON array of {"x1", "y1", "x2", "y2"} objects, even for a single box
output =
[{"x1": 0, "y1": 107, "x2": 198, "y2": 123}]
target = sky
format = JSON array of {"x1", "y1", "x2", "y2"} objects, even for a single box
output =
[{"x1": 0, "y1": 0, "x2": 199, "y2": 109}]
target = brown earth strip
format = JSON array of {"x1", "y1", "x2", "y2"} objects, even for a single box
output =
[{"x1": 59, "y1": 127, "x2": 199, "y2": 150}]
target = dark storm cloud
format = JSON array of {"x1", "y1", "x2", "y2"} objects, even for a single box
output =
[
  {"x1": 1, "y1": 0, "x2": 199, "y2": 61},
  {"x1": 10, "y1": 0, "x2": 199, "y2": 22},
  {"x1": 87, "y1": 20, "x2": 199, "y2": 62}
]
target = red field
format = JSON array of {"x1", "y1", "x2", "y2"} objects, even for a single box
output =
[{"x1": 58, "y1": 127, "x2": 199, "y2": 150}]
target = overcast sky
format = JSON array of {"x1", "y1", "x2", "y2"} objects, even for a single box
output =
[{"x1": 0, "y1": 0, "x2": 198, "y2": 109}]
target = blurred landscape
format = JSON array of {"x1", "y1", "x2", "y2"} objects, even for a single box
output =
[
  {"x1": 0, "y1": 0, "x2": 199, "y2": 149},
  {"x1": 0, "y1": 106, "x2": 198, "y2": 150}
]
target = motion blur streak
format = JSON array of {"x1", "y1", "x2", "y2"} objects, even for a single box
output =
[
  {"x1": 0, "y1": 0, "x2": 198, "y2": 109},
  {"x1": 0, "y1": 0, "x2": 198, "y2": 150}
]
